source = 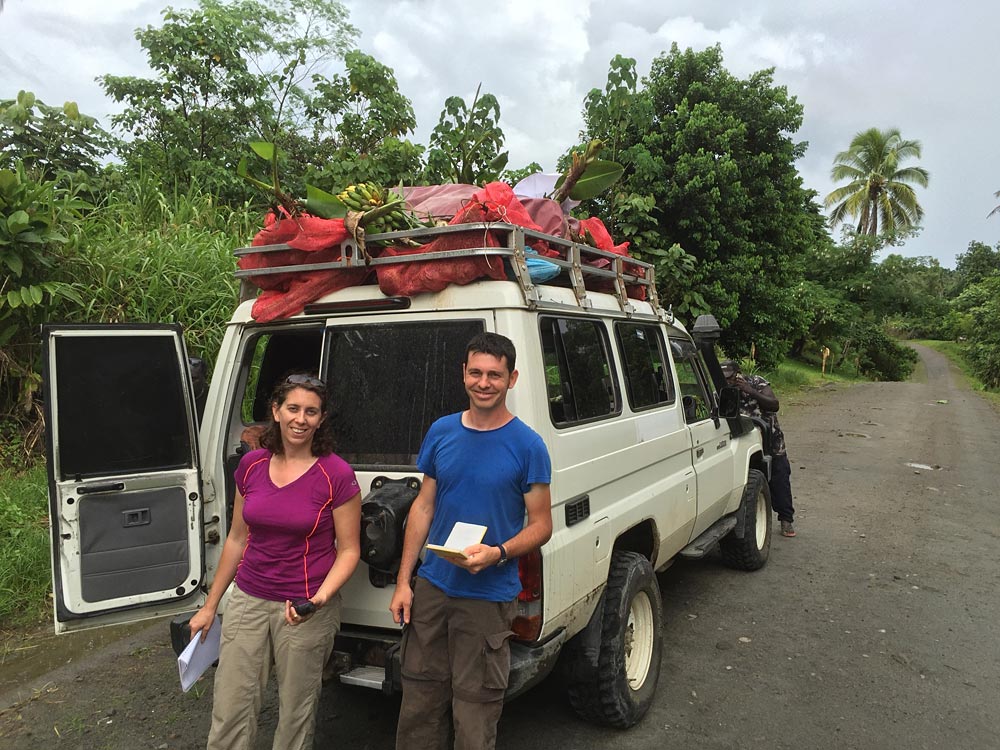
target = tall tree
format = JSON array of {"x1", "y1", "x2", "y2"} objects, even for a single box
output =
[
  {"x1": 301, "y1": 50, "x2": 424, "y2": 190},
  {"x1": 824, "y1": 127, "x2": 929, "y2": 238},
  {"x1": 989, "y1": 189, "x2": 1000, "y2": 218},
  {"x1": 100, "y1": 0, "x2": 357, "y2": 204},
  {"x1": 578, "y1": 45, "x2": 818, "y2": 366}
]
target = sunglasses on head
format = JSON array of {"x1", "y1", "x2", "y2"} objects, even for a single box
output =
[{"x1": 285, "y1": 374, "x2": 326, "y2": 388}]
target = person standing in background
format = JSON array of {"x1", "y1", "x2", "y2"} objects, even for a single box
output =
[{"x1": 722, "y1": 360, "x2": 797, "y2": 537}]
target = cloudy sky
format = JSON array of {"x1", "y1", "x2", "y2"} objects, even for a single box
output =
[{"x1": 2, "y1": 0, "x2": 998, "y2": 268}]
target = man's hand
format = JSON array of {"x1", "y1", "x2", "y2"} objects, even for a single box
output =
[
  {"x1": 389, "y1": 582, "x2": 413, "y2": 625},
  {"x1": 450, "y1": 543, "x2": 501, "y2": 574}
]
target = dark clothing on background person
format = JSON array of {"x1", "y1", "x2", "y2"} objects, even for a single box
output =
[
  {"x1": 723, "y1": 365, "x2": 796, "y2": 533},
  {"x1": 737, "y1": 373, "x2": 794, "y2": 523},
  {"x1": 738, "y1": 374, "x2": 787, "y2": 457}
]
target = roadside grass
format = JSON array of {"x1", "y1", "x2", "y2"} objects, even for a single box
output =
[
  {"x1": 68, "y1": 179, "x2": 257, "y2": 365},
  {"x1": 912, "y1": 339, "x2": 1000, "y2": 411},
  {"x1": 749, "y1": 357, "x2": 863, "y2": 397},
  {"x1": 0, "y1": 463, "x2": 51, "y2": 630},
  {"x1": 0, "y1": 186, "x2": 259, "y2": 631}
]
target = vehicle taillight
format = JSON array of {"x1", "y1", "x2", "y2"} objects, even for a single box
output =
[{"x1": 512, "y1": 549, "x2": 542, "y2": 641}]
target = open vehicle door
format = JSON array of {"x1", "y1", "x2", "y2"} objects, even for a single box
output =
[{"x1": 42, "y1": 324, "x2": 206, "y2": 633}]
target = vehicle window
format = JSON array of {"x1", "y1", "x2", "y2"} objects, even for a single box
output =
[
  {"x1": 53, "y1": 334, "x2": 193, "y2": 479},
  {"x1": 541, "y1": 316, "x2": 620, "y2": 426},
  {"x1": 670, "y1": 339, "x2": 712, "y2": 424},
  {"x1": 615, "y1": 322, "x2": 675, "y2": 410},
  {"x1": 325, "y1": 320, "x2": 484, "y2": 467},
  {"x1": 240, "y1": 329, "x2": 324, "y2": 423}
]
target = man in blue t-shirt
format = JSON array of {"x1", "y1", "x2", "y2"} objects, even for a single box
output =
[{"x1": 390, "y1": 332, "x2": 552, "y2": 750}]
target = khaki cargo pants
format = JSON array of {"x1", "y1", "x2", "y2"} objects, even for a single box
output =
[
  {"x1": 206, "y1": 584, "x2": 342, "y2": 750},
  {"x1": 396, "y1": 577, "x2": 517, "y2": 750}
]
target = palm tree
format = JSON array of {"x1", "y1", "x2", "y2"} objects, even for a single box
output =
[
  {"x1": 989, "y1": 189, "x2": 1000, "y2": 219},
  {"x1": 824, "y1": 127, "x2": 929, "y2": 237}
]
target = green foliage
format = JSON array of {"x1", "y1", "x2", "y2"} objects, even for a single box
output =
[
  {"x1": 950, "y1": 274, "x2": 1000, "y2": 388},
  {"x1": 825, "y1": 127, "x2": 929, "y2": 238},
  {"x1": 0, "y1": 462, "x2": 51, "y2": 628},
  {"x1": 0, "y1": 91, "x2": 114, "y2": 183},
  {"x1": 303, "y1": 50, "x2": 424, "y2": 190},
  {"x1": 579, "y1": 45, "x2": 817, "y2": 366},
  {"x1": 425, "y1": 84, "x2": 509, "y2": 184},
  {"x1": 502, "y1": 162, "x2": 543, "y2": 187},
  {"x1": 308, "y1": 50, "x2": 417, "y2": 154},
  {"x1": 101, "y1": 0, "x2": 358, "y2": 205},
  {"x1": 0, "y1": 161, "x2": 88, "y2": 423},
  {"x1": 952, "y1": 240, "x2": 1000, "y2": 293},
  {"x1": 842, "y1": 318, "x2": 918, "y2": 380},
  {"x1": 71, "y1": 177, "x2": 252, "y2": 365}
]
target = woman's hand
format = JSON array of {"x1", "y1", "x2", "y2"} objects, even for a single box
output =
[
  {"x1": 188, "y1": 605, "x2": 218, "y2": 643},
  {"x1": 284, "y1": 597, "x2": 321, "y2": 626}
]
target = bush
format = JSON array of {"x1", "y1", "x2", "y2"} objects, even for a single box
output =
[
  {"x1": 69, "y1": 178, "x2": 255, "y2": 366},
  {"x1": 0, "y1": 462, "x2": 51, "y2": 629},
  {"x1": 846, "y1": 319, "x2": 918, "y2": 381}
]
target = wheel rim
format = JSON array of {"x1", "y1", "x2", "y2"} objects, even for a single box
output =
[
  {"x1": 624, "y1": 590, "x2": 655, "y2": 691},
  {"x1": 754, "y1": 486, "x2": 767, "y2": 549}
]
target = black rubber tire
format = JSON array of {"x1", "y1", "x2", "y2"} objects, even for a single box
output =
[
  {"x1": 566, "y1": 550, "x2": 663, "y2": 728},
  {"x1": 720, "y1": 468, "x2": 772, "y2": 571}
]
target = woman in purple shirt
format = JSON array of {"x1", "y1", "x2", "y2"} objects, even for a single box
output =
[{"x1": 189, "y1": 374, "x2": 362, "y2": 750}]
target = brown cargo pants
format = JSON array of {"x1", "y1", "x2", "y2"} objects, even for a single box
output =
[{"x1": 395, "y1": 577, "x2": 517, "y2": 750}]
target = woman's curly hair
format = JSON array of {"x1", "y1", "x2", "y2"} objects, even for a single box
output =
[{"x1": 259, "y1": 373, "x2": 335, "y2": 456}]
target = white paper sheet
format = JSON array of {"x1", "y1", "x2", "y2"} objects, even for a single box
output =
[{"x1": 177, "y1": 615, "x2": 221, "y2": 692}]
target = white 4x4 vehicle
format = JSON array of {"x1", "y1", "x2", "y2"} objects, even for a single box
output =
[{"x1": 42, "y1": 222, "x2": 772, "y2": 728}]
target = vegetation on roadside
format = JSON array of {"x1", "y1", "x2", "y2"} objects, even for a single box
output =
[{"x1": 0, "y1": 463, "x2": 50, "y2": 630}]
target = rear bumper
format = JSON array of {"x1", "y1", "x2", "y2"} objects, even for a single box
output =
[
  {"x1": 332, "y1": 626, "x2": 567, "y2": 699},
  {"x1": 171, "y1": 615, "x2": 566, "y2": 700}
]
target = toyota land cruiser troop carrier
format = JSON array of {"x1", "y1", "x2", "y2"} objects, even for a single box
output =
[{"x1": 42, "y1": 220, "x2": 773, "y2": 728}]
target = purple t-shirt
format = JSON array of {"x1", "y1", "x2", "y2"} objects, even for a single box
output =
[{"x1": 234, "y1": 448, "x2": 359, "y2": 602}]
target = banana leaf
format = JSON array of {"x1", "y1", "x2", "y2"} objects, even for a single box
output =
[
  {"x1": 554, "y1": 159, "x2": 624, "y2": 201},
  {"x1": 305, "y1": 184, "x2": 348, "y2": 219}
]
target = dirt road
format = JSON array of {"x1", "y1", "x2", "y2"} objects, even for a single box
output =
[{"x1": 3, "y1": 344, "x2": 999, "y2": 749}]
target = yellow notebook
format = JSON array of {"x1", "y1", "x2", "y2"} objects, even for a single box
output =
[{"x1": 425, "y1": 521, "x2": 488, "y2": 561}]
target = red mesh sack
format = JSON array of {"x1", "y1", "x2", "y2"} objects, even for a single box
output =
[
  {"x1": 376, "y1": 184, "x2": 543, "y2": 296},
  {"x1": 241, "y1": 211, "x2": 367, "y2": 320},
  {"x1": 376, "y1": 231, "x2": 507, "y2": 297},
  {"x1": 239, "y1": 212, "x2": 352, "y2": 291},
  {"x1": 252, "y1": 211, "x2": 351, "y2": 252},
  {"x1": 576, "y1": 217, "x2": 647, "y2": 301},
  {"x1": 250, "y1": 266, "x2": 370, "y2": 323},
  {"x1": 462, "y1": 183, "x2": 556, "y2": 257}
]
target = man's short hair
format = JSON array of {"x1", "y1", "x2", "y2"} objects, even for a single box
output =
[
  {"x1": 466, "y1": 332, "x2": 516, "y2": 372},
  {"x1": 720, "y1": 359, "x2": 740, "y2": 374}
]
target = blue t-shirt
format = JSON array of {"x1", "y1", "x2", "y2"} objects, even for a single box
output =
[{"x1": 417, "y1": 413, "x2": 551, "y2": 601}]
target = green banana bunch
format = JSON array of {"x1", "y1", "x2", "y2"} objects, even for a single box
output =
[
  {"x1": 336, "y1": 183, "x2": 429, "y2": 241},
  {"x1": 336, "y1": 182, "x2": 384, "y2": 211}
]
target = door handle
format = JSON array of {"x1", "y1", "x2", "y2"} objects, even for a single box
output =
[
  {"x1": 696, "y1": 447, "x2": 704, "y2": 458},
  {"x1": 78, "y1": 482, "x2": 125, "y2": 495}
]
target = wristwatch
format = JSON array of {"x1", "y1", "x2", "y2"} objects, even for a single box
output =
[{"x1": 494, "y1": 543, "x2": 508, "y2": 567}]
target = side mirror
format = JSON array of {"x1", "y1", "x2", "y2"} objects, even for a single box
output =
[{"x1": 717, "y1": 385, "x2": 741, "y2": 419}]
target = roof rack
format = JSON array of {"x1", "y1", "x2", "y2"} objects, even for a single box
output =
[{"x1": 233, "y1": 222, "x2": 662, "y2": 317}]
